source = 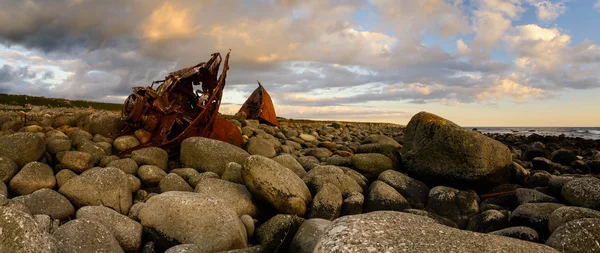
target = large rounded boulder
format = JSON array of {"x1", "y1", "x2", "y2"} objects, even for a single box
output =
[
  {"x1": 84, "y1": 111, "x2": 125, "y2": 137},
  {"x1": 0, "y1": 132, "x2": 46, "y2": 168},
  {"x1": 0, "y1": 206, "x2": 58, "y2": 253},
  {"x1": 400, "y1": 112, "x2": 512, "y2": 189},
  {"x1": 180, "y1": 137, "x2": 250, "y2": 176}
]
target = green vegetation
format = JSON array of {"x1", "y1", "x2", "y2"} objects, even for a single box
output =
[{"x1": 0, "y1": 93, "x2": 122, "y2": 111}]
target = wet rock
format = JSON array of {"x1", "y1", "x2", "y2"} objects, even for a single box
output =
[
  {"x1": 76, "y1": 206, "x2": 143, "y2": 252},
  {"x1": 131, "y1": 147, "x2": 168, "y2": 171},
  {"x1": 59, "y1": 167, "x2": 132, "y2": 215},
  {"x1": 0, "y1": 156, "x2": 18, "y2": 183},
  {"x1": 181, "y1": 137, "x2": 250, "y2": 176},
  {"x1": 364, "y1": 180, "x2": 409, "y2": 212},
  {"x1": 136, "y1": 191, "x2": 247, "y2": 252},
  {"x1": 341, "y1": 192, "x2": 364, "y2": 215},
  {"x1": 0, "y1": 206, "x2": 58, "y2": 253},
  {"x1": 351, "y1": 153, "x2": 393, "y2": 180},
  {"x1": 246, "y1": 137, "x2": 276, "y2": 158},
  {"x1": 107, "y1": 158, "x2": 139, "y2": 175},
  {"x1": 84, "y1": 111, "x2": 125, "y2": 137},
  {"x1": 510, "y1": 203, "x2": 564, "y2": 238},
  {"x1": 9, "y1": 162, "x2": 56, "y2": 196},
  {"x1": 194, "y1": 178, "x2": 258, "y2": 217},
  {"x1": 243, "y1": 155, "x2": 312, "y2": 216},
  {"x1": 465, "y1": 209, "x2": 509, "y2": 233},
  {"x1": 159, "y1": 173, "x2": 193, "y2": 193},
  {"x1": 53, "y1": 218, "x2": 124, "y2": 253},
  {"x1": 0, "y1": 132, "x2": 46, "y2": 167},
  {"x1": 378, "y1": 170, "x2": 429, "y2": 209},
  {"x1": 308, "y1": 183, "x2": 343, "y2": 220},
  {"x1": 289, "y1": 218, "x2": 331, "y2": 253},
  {"x1": 546, "y1": 218, "x2": 600, "y2": 253},
  {"x1": 561, "y1": 177, "x2": 600, "y2": 210},
  {"x1": 313, "y1": 211, "x2": 556, "y2": 252},
  {"x1": 272, "y1": 154, "x2": 307, "y2": 178},
  {"x1": 255, "y1": 214, "x2": 304, "y2": 251},
  {"x1": 489, "y1": 226, "x2": 539, "y2": 243},
  {"x1": 60, "y1": 151, "x2": 94, "y2": 173},
  {"x1": 548, "y1": 206, "x2": 600, "y2": 233},
  {"x1": 515, "y1": 188, "x2": 558, "y2": 204},
  {"x1": 114, "y1": 135, "x2": 140, "y2": 152},
  {"x1": 11, "y1": 188, "x2": 74, "y2": 220},
  {"x1": 401, "y1": 112, "x2": 512, "y2": 189},
  {"x1": 138, "y1": 165, "x2": 167, "y2": 187},
  {"x1": 426, "y1": 186, "x2": 479, "y2": 228}
]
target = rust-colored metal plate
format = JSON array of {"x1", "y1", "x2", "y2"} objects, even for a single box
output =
[{"x1": 238, "y1": 81, "x2": 279, "y2": 126}]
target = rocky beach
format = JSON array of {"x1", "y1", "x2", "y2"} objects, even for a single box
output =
[{"x1": 0, "y1": 106, "x2": 599, "y2": 253}]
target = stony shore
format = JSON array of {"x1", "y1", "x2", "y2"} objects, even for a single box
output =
[{"x1": 0, "y1": 107, "x2": 599, "y2": 253}]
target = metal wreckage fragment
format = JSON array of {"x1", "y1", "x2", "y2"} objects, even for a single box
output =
[{"x1": 117, "y1": 51, "x2": 278, "y2": 157}]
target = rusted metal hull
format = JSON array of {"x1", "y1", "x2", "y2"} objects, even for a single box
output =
[
  {"x1": 238, "y1": 82, "x2": 279, "y2": 126},
  {"x1": 117, "y1": 51, "x2": 243, "y2": 157}
]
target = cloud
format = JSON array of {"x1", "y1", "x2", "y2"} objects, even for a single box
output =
[
  {"x1": 596, "y1": 0, "x2": 600, "y2": 10},
  {"x1": 526, "y1": 0, "x2": 567, "y2": 21},
  {"x1": 471, "y1": 0, "x2": 524, "y2": 48}
]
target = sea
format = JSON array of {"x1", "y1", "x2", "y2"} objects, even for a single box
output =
[{"x1": 466, "y1": 127, "x2": 600, "y2": 140}]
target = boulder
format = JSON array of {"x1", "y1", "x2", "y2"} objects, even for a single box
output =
[
  {"x1": 243, "y1": 155, "x2": 312, "y2": 216},
  {"x1": 255, "y1": 214, "x2": 304, "y2": 251},
  {"x1": 272, "y1": 154, "x2": 307, "y2": 178},
  {"x1": 160, "y1": 173, "x2": 193, "y2": 193},
  {"x1": 245, "y1": 137, "x2": 276, "y2": 158},
  {"x1": 401, "y1": 112, "x2": 512, "y2": 189},
  {"x1": 0, "y1": 206, "x2": 58, "y2": 253},
  {"x1": 561, "y1": 177, "x2": 600, "y2": 210},
  {"x1": 546, "y1": 218, "x2": 600, "y2": 253},
  {"x1": 289, "y1": 218, "x2": 331, "y2": 253},
  {"x1": 308, "y1": 183, "x2": 343, "y2": 220},
  {"x1": 313, "y1": 211, "x2": 557, "y2": 252},
  {"x1": 52, "y1": 218, "x2": 124, "y2": 253},
  {"x1": 240, "y1": 215, "x2": 254, "y2": 237},
  {"x1": 362, "y1": 135, "x2": 401, "y2": 148},
  {"x1": 378, "y1": 170, "x2": 429, "y2": 209},
  {"x1": 84, "y1": 111, "x2": 125, "y2": 137},
  {"x1": 515, "y1": 188, "x2": 558, "y2": 205},
  {"x1": 11, "y1": 188, "x2": 74, "y2": 220},
  {"x1": 194, "y1": 178, "x2": 258, "y2": 217},
  {"x1": 59, "y1": 167, "x2": 132, "y2": 215},
  {"x1": 60, "y1": 151, "x2": 94, "y2": 173},
  {"x1": 465, "y1": 209, "x2": 509, "y2": 233},
  {"x1": 9, "y1": 162, "x2": 56, "y2": 196},
  {"x1": 0, "y1": 132, "x2": 46, "y2": 167},
  {"x1": 137, "y1": 165, "x2": 167, "y2": 187},
  {"x1": 299, "y1": 133, "x2": 316, "y2": 142},
  {"x1": 181, "y1": 137, "x2": 250, "y2": 176},
  {"x1": 551, "y1": 149, "x2": 578, "y2": 166},
  {"x1": 46, "y1": 138, "x2": 72, "y2": 155},
  {"x1": 221, "y1": 162, "x2": 244, "y2": 184},
  {"x1": 75, "y1": 140, "x2": 106, "y2": 164},
  {"x1": 426, "y1": 186, "x2": 479, "y2": 228},
  {"x1": 548, "y1": 206, "x2": 600, "y2": 233},
  {"x1": 131, "y1": 147, "x2": 168, "y2": 171},
  {"x1": 364, "y1": 180, "x2": 409, "y2": 212},
  {"x1": 341, "y1": 192, "x2": 364, "y2": 215},
  {"x1": 351, "y1": 153, "x2": 393, "y2": 180},
  {"x1": 113, "y1": 135, "x2": 140, "y2": 152},
  {"x1": 510, "y1": 203, "x2": 564, "y2": 238},
  {"x1": 402, "y1": 209, "x2": 459, "y2": 228},
  {"x1": 107, "y1": 158, "x2": 139, "y2": 175},
  {"x1": 55, "y1": 169, "x2": 77, "y2": 188},
  {"x1": 76, "y1": 206, "x2": 143, "y2": 252},
  {"x1": 136, "y1": 191, "x2": 247, "y2": 252},
  {"x1": 489, "y1": 226, "x2": 539, "y2": 242},
  {"x1": 0, "y1": 156, "x2": 18, "y2": 183}
]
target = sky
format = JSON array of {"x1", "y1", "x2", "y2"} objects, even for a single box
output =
[{"x1": 0, "y1": 0, "x2": 599, "y2": 127}]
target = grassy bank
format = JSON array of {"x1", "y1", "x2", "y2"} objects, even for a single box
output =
[{"x1": 0, "y1": 93, "x2": 122, "y2": 111}]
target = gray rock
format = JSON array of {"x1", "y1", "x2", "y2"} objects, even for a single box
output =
[
  {"x1": 137, "y1": 165, "x2": 167, "y2": 187},
  {"x1": 75, "y1": 140, "x2": 106, "y2": 164},
  {"x1": 356, "y1": 143, "x2": 403, "y2": 170},
  {"x1": 515, "y1": 188, "x2": 558, "y2": 204},
  {"x1": 136, "y1": 191, "x2": 247, "y2": 252},
  {"x1": 194, "y1": 178, "x2": 258, "y2": 217},
  {"x1": 304, "y1": 148, "x2": 332, "y2": 160},
  {"x1": 313, "y1": 211, "x2": 557, "y2": 253},
  {"x1": 165, "y1": 244, "x2": 203, "y2": 253},
  {"x1": 99, "y1": 155, "x2": 120, "y2": 167},
  {"x1": 510, "y1": 202, "x2": 564, "y2": 238},
  {"x1": 93, "y1": 134, "x2": 114, "y2": 144},
  {"x1": 0, "y1": 206, "x2": 58, "y2": 253},
  {"x1": 11, "y1": 188, "x2": 74, "y2": 220},
  {"x1": 365, "y1": 180, "x2": 409, "y2": 212},
  {"x1": 76, "y1": 206, "x2": 143, "y2": 252},
  {"x1": 84, "y1": 111, "x2": 125, "y2": 137},
  {"x1": 351, "y1": 153, "x2": 393, "y2": 180},
  {"x1": 113, "y1": 135, "x2": 140, "y2": 152},
  {"x1": 181, "y1": 137, "x2": 250, "y2": 176},
  {"x1": 426, "y1": 186, "x2": 479, "y2": 228},
  {"x1": 561, "y1": 177, "x2": 600, "y2": 210},
  {"x1": 489, "y1": 226, "x2": 539, "y2": 242},
  {"x1": 0, "y1": 132, "x2": 46, "y2": 167},
  {"x1": 170, "y1": 168, "x2": 201, "y2": 182},
  {"x1": 308, "y1": 183, "x2": 343, "y2": 220},
  {"x1": 240, "y1": 215, "x2": 255, "y2": 237},
  {"x1": 465, "y1": 209, "x2": 509, "y2": 233},
  {"x1": 272, "y1": 154, "x2": 307, "y2": 178},
  {"x1": 70, "y1": 130, "x2": 93, "y2": 147},
  {"x1": 305, "y1": 172, "x2": 363, "y2": 198},
  {"x1": 298, "y1": 156, "x2": 320, "y2": 171},
  {"x1": 246, "y1": 137, "x2": 276, "y2": 158},
  {"x1": 546, "y1": 218, "x2": 600, "y2": 253},
  {"x1": 289, "y1": 218, "x2": 331, "y2": 253},
  {"x1": 243, "y1": 155, "x2": 312, "y2": 216},
  {"x1": 188, "y1": 171, "x2": 219, "y2": 187},
  {"x1": 59, "y1": 167, "x2": 132, "y2": 215},
  {"x1": 159, "y1": 173, "x2": 193, "y2": 193},
  {"x1": 221, "y1": 162, "x2": 244, "y2": 184},
  {"x1": 378, "y1": 170, "x2": 429, "y2": 209},
  {"x1": 53, "y1": 218, "x2": 124, "y2": 253},
  {"x1": 60, "y1": 151, "x2": 94, "y2": 173},
  {"x1": 362, "y1": 135, "x2": 401, "y2": 148},
  {"x1": 0, "y1": 156, "x2": 18, "y2": 183},
  {"x1": 33, "y1": 214, "x2": 56, "y2": 234},
  {"x1": 341, "y1": 192, "x2": 364, "y2": 215},
  {"x1": 46, "y1": 138, "x2": 71, "y2": 155},
  {"x1": 255, "y1": 214, "x2": 304, "y2": 251},
  {"x1": 551, "y1": 149, "x2": 578, "y2": 166},
  {"x1": 53, "y1": 115, "x2": 75, "y2": 128},
  {"x1": 131, "y1": 147, "x2": 168, "y2": 171},
  {"x1": 401, "y1": 112, "x2": 512, "y2": 189},
  {"x1": 127, "y1": 174, "x2": 141, "y2": 192},
  {"x1": 548, "y1": 206, "x2": 600, "y2": 233},
  {"x1": 55, "y1": 169, "x2": 77, "y2": 188},
  {"x1": 9, "y1": 162, "x2": 56, "y2": 196},
  {"x1": 107, "y1": 158, "x2": 139, "y2": 175},
  {"x1": 402, "y1": 209, "x2": 459, "y2": 228}
]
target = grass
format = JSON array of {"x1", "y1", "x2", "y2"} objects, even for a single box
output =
[{"x1": 0, "y1": 93, "x2": 122, "y2": 111}]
